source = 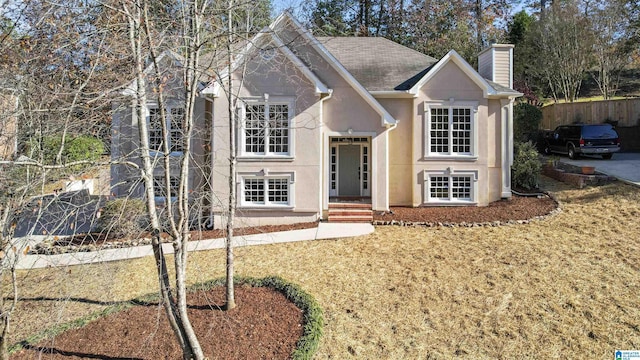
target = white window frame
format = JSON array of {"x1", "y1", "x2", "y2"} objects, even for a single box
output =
[
  {"x1": 239, "y1": 172, "x2": 295, "y2": 208},
  {"x1": 146, "y1": 103, "x2": 185, "y2": 156},
  {"x1": 239, "y1": 97, "x2": 294, "y2": 158},
  {"x1": 424, "y1": 100, "x2": 478, "y2": 159},
  {"x1": 153, "y1": 174, "x2": 180, "y2": 203},
  {"x1": 423, "y1": 169, "x2": 478, "y2": 204}
]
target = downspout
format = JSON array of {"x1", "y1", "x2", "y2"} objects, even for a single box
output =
[
  {"x1": 318, "y1": 89, "x2": 333, "y2": 219},
  {"x1": 500, "y1": 98, "x2": 513, "y2": 198},
  {"x1": 205, "y1": 97, "x2": 215, "y2": 229},
  {"x1": 12, "y1": 92, "x2": 19, "y2": 158},
  {"x1": 384, "y1": 121, "x2": 399, "y2": 211}
]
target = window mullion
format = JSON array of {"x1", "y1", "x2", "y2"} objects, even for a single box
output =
[
  {"x1": 264, "y1": 106, "x2": 270, "y2": 155},
  {"x1": 166, "y1": 109, "x2": 172, "y2": 152},
  {"x1": 448, "y1": 107, "x2": 453, "y2": 155}
]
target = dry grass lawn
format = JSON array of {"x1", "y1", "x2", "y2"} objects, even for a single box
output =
[{"x1": 12, "y1": 176, "x2": 640, "y2": 359}]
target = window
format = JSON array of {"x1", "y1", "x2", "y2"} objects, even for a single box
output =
[
  {"x1": 242, "y1": 102, "x2": 291, "y2": 156},
  {"x1": 148, "y1": 106, "x2": 184, "y2": 153},
  {"x1": 425, "y1": 101, "x2": 477, "y2": 157},
  {"x1": 153, "y1": 175, "x2": 180, "y2": 201},
  {"x1": 241, "y1": 175, "x2": 293, "y2": 207},
  {"x1": 424, "y1": 170, "x2": 476, "y2": 203}
]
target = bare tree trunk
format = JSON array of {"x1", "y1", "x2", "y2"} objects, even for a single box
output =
[
  {"x1": 0, "y1": 205, "x2": 18, "y2": 360},
  {"x1": 173, "y1": 1, "x2": 206, "y2": 358},
  {"x1": 123, "y1": 1, "x2": 194, "y2": 358},
  {"x1": 475, "y1": 0, "x2": 483, "y2": 52},
  {"x1": 224, "y1": 0, "x2": 236, "y2": 311}
]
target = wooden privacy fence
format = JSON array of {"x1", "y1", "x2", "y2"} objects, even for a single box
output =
[{"x1": 541, "y1": 98, "x2": 640, "y2": 129}]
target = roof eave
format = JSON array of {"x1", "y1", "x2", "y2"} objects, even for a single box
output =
[
  {"x1": 283, "y1": 13, "x2": 397, "y2": 126},
  {"x1": 408, "y1": 50, "x2": 496, "y2": 98},
  {"x1": 487, "y1": 91, "x2": 524, "y2": 99},
  {"x1": 201, "y1": 24, "x2": 330, "y2": 97}
]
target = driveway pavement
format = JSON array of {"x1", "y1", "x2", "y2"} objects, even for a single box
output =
[{"x1": 558, "y1": 152, "x2": 640, "y2": 185}]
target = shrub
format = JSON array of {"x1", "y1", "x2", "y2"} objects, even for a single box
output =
[
  {"x1": 65, "y1": 135, "x2": 105, "y2": 164},
  {"x1": 27, "y1": 135, "x2": 104, "y2": 166},
  {"x1": 97, "y1": 198, "x2": 148, "y2": 238},
  {"x1": 514, "y1": 103, "x2": 543, "y2": 143},
  {"x1": 512, "y1": 141, "x2": 541, "y2": 190}
]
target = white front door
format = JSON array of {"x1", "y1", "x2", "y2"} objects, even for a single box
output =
[{"x1": 338, "y1": 144, "x2": 361, "y2": 196}]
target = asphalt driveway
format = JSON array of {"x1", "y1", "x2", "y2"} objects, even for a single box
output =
[{"x1": 558, "y1": 152, "x2": 640, "y2": 185}]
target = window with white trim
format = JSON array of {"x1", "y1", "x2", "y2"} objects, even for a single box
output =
[
  {"x1": 242, "y1": 102, "x2": 291, "y2": 156},
  {"x1": 241, "y1": 175, "x2": 293, "y2": 207},
  {"x1": 148, "y1": 106, "x2": 184, "y2": 153},
  {"x1": 424, "y1": 170, "x2": 476, "y2": 203},
  {"x1": 425, "y1": 101, "x2": 477, "y2": 157},
  {"x1": 153, "y1": 175, "x2": 180, "y2": 201}
]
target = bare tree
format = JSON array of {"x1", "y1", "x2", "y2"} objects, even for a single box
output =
[
  {"x1": 113, "y1": 0, "x2": 210, "y2": 358},
  {"x1": 591, "y1": 0, "x2": 636, "y2": 99},
  {"x1": 529, "y1": 0, "x2": 593, "y2": 102},
  {"x1": 224, "y1": 0, "x2": 237, "y2": 311}
]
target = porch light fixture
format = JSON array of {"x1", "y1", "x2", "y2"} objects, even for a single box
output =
[{"x1": 347, "y1": 127, "x2": 353, "y2": 134}]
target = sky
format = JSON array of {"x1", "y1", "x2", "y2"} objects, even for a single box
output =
[
  {"x1": 272, "y1": 0, "x2": 306, "y2": 17},
  {"x1": 272, "y1": 1, "x2": 529, "y2": 18}
]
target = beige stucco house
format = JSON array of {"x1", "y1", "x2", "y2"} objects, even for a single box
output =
[{"x1": 111, "y1": 12, "x2": 522, "y2": 228}]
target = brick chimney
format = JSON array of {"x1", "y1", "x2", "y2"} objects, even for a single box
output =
[{"x1": 477, "y1": 44, "x2": 514, "y2": 88}]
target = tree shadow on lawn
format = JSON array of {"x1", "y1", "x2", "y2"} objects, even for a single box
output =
[
  {"x1": 15, "y1": 296, "x2": 227, "y2": 311},
  {"x1": 17, "y1": 344, "x2": 143, "y2": 360}
]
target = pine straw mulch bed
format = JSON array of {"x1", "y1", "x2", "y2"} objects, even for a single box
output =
[
  {"x1": 11, "y1": 276, "x2": 323, "y2": 360},
  {"x1": 12, "y1": 287, "x2": 302, "y2": 360},
  {"x1": 373, "y1": 193, "x2": 558, "y2": 225},
  {"x1": 12, "y1": 176, "x2": 640, "y2": 359}
]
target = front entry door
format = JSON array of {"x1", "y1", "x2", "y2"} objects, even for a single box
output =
[{"x1": 338, "y1": 144, "x2": 360, "y2": 196}]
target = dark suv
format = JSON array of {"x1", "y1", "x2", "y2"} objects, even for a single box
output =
[{"x1": 543, "y1": 124, "x2": 621, "y2": 159}]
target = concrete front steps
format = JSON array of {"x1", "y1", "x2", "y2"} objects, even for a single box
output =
[{"x1": 327, "y1": 202, "x2": 373, "y2": 223}]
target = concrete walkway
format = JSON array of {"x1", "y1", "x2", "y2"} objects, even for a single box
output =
[
  {"x1": 15, "y1": 222, "x2": 375, "y2": 270},
  {"x1": 559, "y1": 152, "x2": 640, "y2": 186}
]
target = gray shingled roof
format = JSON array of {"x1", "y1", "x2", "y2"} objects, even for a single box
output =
[{"x1": 317, "y1": 37, "x2": 438, "y2": 92}]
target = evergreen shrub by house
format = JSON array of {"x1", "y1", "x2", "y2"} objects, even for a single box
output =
[
  {"x1": 514, "y1": 103, "x2": 543, "y2": 143},
  {"x1": 512, "y1": 141, "x2": 541, "y2": 190},
  {"x1": 28, "y1": 135, "x2": 104, "y2": 166}
]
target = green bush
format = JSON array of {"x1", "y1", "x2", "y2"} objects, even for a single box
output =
[
  {"x1": 514, "y1": 103, "x2": 543, "y2": 143},
  {"x1": 512, "y1": 141, "x2": 541, "y2": 190},
  {"x1": 65, "y1": 135, "x2": 104, "y2": 163},
  {"x1": 97, "y1": 198, "x2": 148, "y2": 238},
  {"x1": 27, "y1": 135, "x2": 104, "y2": 166}
]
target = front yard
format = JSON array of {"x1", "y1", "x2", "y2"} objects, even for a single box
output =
[{"x1": 12, "y1": 176, "x2": 640, "y2": 358}]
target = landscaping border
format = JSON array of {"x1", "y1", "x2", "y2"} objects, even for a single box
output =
[
  {"x1": 372, "y1": 192, "x2": 562, "y2": 228},
  {"x1": 10, "y1": 276, "x2": 324, "y2": 360}
]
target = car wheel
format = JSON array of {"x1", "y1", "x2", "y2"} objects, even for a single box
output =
[
  {"x1": 568, "y1": 144, "x2": 578, "y2": 159},
  {"x1": 602, "y1": 154, "x2": 613, "y2": 160}
]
